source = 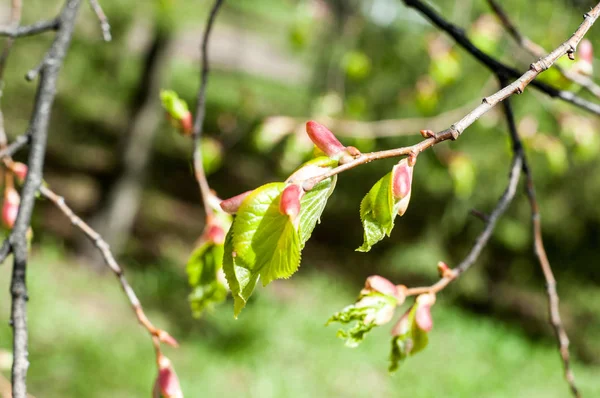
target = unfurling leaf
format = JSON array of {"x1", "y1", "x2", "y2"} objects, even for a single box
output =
[
  {"x1": 224, "y1": 156, "x2": 337, "y2": 317},
  {"x1": 357, "y1": 158, "x2": 414, "y2": 252},
  {"x1": 224, "y1": 183, "x2": 301, "y2": 317},
  {"x1": 160, "y1": 90, "x2": 192, "y2": 135},
  {"x1": 153, "y1": 355, "x2": 183, "y2": 398},
  {"x1": 328, "y1": 276, "x2": 404, "y2": 348},
  {"x1": 389, "y1": 293, "x2": 436, "y2": 372},
  {"x1": 186, "y1": 241, "x2": 227, "y2": 318},
  {"x1": 306, "y1": 120, "x2": 346, "y2": 158}
]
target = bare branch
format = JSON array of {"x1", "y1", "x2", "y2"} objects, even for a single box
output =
[
  {"x1": 8, "y1": 1, "x2": 82, "y2": 396},
  {"x1": 192, "y1": 0, "x2": 225, "y2": 220},
  {"x1": 500, "y1": 87, "x2": 580, "y2": 397},
  {"x1": 487, "y1": 0, "x2": 600, "y2": 100},
  {"x1": 0, "y1": 19, "x2": 60, "y2": 38},
  {"x1": 38, "y1": 185, "x2": 177, "y2": 348},
  {"x1": 402, "y1": 0, "x2": 600, "y2": 116},
  {"x1": 88, "y1": 0, "x2": 111, "y2": 42},
  {"x1": 405, "y1": 152, "x2": 522, "y2": 296},
  {"x1": 300, "y1": 3, "x2": 600, "y2": 190}
]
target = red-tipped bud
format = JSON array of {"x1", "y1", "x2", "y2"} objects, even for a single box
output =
[
  {"x1": 153, "y1": 355, "x2": 183, "y2": 398},
  {"x1": 206, "y1": 224, "x2": 225, "y2": 245},
  {"x1": 220, "y1": 190, "x2": 253, "y2": 214},
  {"x1": 414, "y1": 293, "x2": 436, "y2": 332},
  {"x1": 437, "y1": 261, "x2": 450, "y2": 277},
  {"x1": 362, "y1": 275, "x2": 405, "y2": 304},
  {"x1": 574, "y1": 39, "x2": 593, "y2": 76},
  {"x1": 306, "y1": 121, "x2": 346, "y2": 158},
  {"x1": 279, "y1": 184, "x2": 303, "y2": 222},
  {"x1": 179, "y1": 112, "x2": 193, "y2": 136},
  {"x1": 157, "y1": 330, "x2": 179, "y2": 348},
  {"x1": 392, "y1": 159, "x2": 414, "y2": 216},
  {"x1": 2, "y1": 187, "x2": 20, "y2": 228},
  {"x1": 12, "y1": 162, "x2": 28, "y2": 183}
]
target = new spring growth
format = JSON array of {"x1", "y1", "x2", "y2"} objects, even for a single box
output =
[
  {"x1": 220, "y1": 190, "x2": 253, "y2": 214},
  {"x1": 391, "y1": 158, "x2": 414, "y2": 216},
  {"x1": 279, "y1": 184, "x2": 303, "y2": 226},
  {"x1": 574, "y1": 39, "x2": 593, "y2": 76},
  {"x1": 11, "y1": 162, "x2": 28, "y2": 183},
  {"x1": 205, "y1": 224, "x2": 226, "y2": 245},
  {"x1": 305, "y1": 121, "x2": 361, "y2": 163},
  {"x1": 414, "y1": 293, "x2": 436, "y2": 332},
  {"x1": 2, "y1": 187, "x2": 20, "y2": 228},
  {"x1": 153, "y1": 354, "x2": 184, "y2": 398},
  {"x1": 160, "y1": 90, "x2": 193, "y2": 136}
]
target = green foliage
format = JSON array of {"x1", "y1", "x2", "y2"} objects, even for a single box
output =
[
  {"x1": 358, "y1": 171, "x2": 394, "y2": 252},
  {"x1": 186, "y1": 242, "x2": 227, "y2": 317},
  {"x1": 327, "y1": 291, "x2": 398, "y2": 348},
  {"x1": 200, "y1": 137, "x2": 223, "y2": 175},
  {"x1": 160, "y1": 90, "x2": 189, "y2": 120},
  {"x1": 389, "y1": 304, "x2": 429, "y2": 372}
]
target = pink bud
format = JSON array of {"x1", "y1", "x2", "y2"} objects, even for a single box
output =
[
  {"x1": 306, "y1": 121, "x2": 346, "y2": 158},
  {"x1": 575, "y1": 39, "x2": 593, "y2": 76},
  {"x1": 157, "y1": 330, "x2": 179, "y2": 348},
  {"x1": 363, "y1": 275, "x2": 405, "y2": 303},
  {"x1": 180, "y1": 112, "x2": 193, "y2": 136},
  {"x1": 392, "y1": 159, "x2": 414, "y2": 216},
  {"x1": 220, "y1": 190, "x2": 253, "y2": 214},
  {"x1": 206, "y1": 225, "x2": 225, "y2": 245},
  {"x1": 12, "y1": 162, "x2": 28, "y2": 183},
  {"x1": 153, "y1": 355, "x2": 184, "y2": 398},
  {"x1": 391, "y1": 308, "x2": 412, "y2": 337},
  {"x1": 279, "y1": 184, "x2": 303, "y2": 221},
  {"x1": 414, "y1": 293, "x2": 436, "y2": 332},
  {"x1": 2, "y1": 188, "x2": 20, "y2": 228},
  {"x1": 437, "y1": 261, "x2": 450, "y2": 277}
]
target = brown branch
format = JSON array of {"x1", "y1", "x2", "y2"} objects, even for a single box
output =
[
  {"x1": 37, "y1": 185, "x2": 178, "y2": 349},
  {"x1": 264, "y1": 101, "x2": 476, "y2": 140},
  {"x1": 500, "y1": 88, "x2": 580, "y2": 397},
  {"x1": 487, "y1": 0, "x2": 600, "y2": 100},
  {"x1": 402, "y1": 0, "x2": 600, "y2": 116},
  {"x1": 88, "y1": 0, "x2": 111, "y2": 42},
  {"x1": 191, "y1": 0, "x2": 225, "y2": 221},
  {"x1": 300, "y1": 3, "x2": 600, "y2": 190},
  {"x1": 405, "y1": 152, "x2": 522, "y2": 296}
]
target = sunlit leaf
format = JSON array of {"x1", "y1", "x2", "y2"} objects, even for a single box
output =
[{"x1": 186, "y1": 242, "x2": 227, "y2": 317}]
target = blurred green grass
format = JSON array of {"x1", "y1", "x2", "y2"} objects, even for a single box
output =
[{"x1": 0, "y1": 245, "x2": 598, "y2": 398}]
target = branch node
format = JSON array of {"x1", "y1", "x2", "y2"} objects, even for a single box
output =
[{"x1": 449, "y1": 125, "x2": 460, "y2": 140}]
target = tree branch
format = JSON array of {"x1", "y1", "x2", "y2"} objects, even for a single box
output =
[
  {"x1": 487, "y1": 0, "x2": 600, "y2": 100},
  {"x1": 8, "y1": 1, "x2": 82, "y2": 397},
  {"x1": 405, "y1": 152, "x2": 522, "y2": 296},
  {"x1": 38, "y1": 185, "x2": 178, "y2": 348},
  {"x1": 192, "y1": 0, "x2": 225, "y2": 220},
  {"x1": 300, "y1": 3, "x2": 600, "y2": 190},
  {"x1": 500, "y1": 87, "x2": 580, "y2": 397},
  {"x1": 0, "y1": 19, "x2": 60, "y2": 38},
  {"x1": 88, "y1": 0, "x2": 111, "y2": 42},
  {"x1": 402, "y1": 0, "x2": 600, "y2": 116}
]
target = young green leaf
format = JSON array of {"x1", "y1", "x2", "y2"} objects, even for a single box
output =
[
  {"x1": 225, "y1": 183, "x2": 301, "y2": 317},
  {"x1": 328, "y1": 276, "x2": 403, "y2": 348},
  {"x1": 357, "y1": 159, "x2": 414, "y2": 252},
  {"x1": 298, "y1": 176, "x2": 336, "y2": 247},
  {"x1": 389, "y1": 293, "x2": 435, "y2": 372},
  {"x1": 186, "y1": 242, "x2": 227, "y2": 317},
  {"x1": 357, "y1": 171, "x2": 394, "y2": 252}
]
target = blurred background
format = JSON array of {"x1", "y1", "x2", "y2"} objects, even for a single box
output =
[{"x1": 1, "y1": 0, "x2": 600, "y2": 396}]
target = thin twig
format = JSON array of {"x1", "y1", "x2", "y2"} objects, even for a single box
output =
[
  {"x1": 263, "y1": 101, "x2": 476, "y2": 140},
  {"x1": 300, "y1": 3, "x2": 600, "y2": 190},
  {"x1": 192, "y1": 0, "x2": 225, "y2": 221},
  {"x1": 0, "y1": 19, "x2": 60, "y2": 38},
  {"x1": 500, "y1": 87, "x2": 580, "y2": 397},
  {"x1": 405, "y1": 153, "x2": 522, "y2": 296},
  {"x1": 38, "y1": 185, "x2": 178, "y2": 348},
  {"x1": 88, "y1": 0, "x2": 111, "y2": 42},
  {"x1": 8, "y1": 2, "x2": 82, "y2": 397},
  {"x1": 402, "y1": 0, "x2": 600, "y2": 116},
  {"x1": 0, "y1": 0, "x2": 22, "y2": 82},
  {"x1": 487, "y1": 0, "x2": 600, "y2": 99}
]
